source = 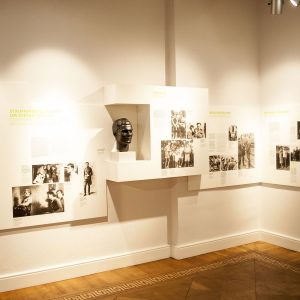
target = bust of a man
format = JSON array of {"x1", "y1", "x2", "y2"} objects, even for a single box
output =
[{"x1": 112, "y1": 118, "x2": 133, "y2": 152}]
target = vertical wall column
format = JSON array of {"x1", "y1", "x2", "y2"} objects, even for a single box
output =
[{"x1": 165, "y1": 0, "x2": 176, "y2": 86}]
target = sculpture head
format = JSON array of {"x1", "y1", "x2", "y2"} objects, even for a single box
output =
[{"x1": 112, "y1": 118, "x2": 133, "y2": 152}]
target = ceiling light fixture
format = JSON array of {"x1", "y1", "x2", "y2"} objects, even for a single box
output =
[
  {"x1": 269, "y1": 0, "x2": 284, "y2": 15},
  {"x1": 268, "y1": 0, "x2": 300, "y2": 14}
]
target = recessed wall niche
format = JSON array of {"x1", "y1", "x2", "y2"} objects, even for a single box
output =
[{"x1": 105, "y1": 103, "x2": 151, "y2": 161}]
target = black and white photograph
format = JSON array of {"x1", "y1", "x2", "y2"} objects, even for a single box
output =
[
  {"x1": 12, "y1": 183, "x2": 65, "y2": 218},
  {"x1": 32, "y1": 163, "x2": 63, "y2": 184},
  {"x1": 171, "y1": 110, "x2": 186, "y2": 139},
  {"x1": 186, "y1": 122, "x2": 206, "y2": 139},
  {"x1": 291, "y1": 146, "x2": 300, "y2": 162},
  {"x1": 228, "y1": 125, "x2": 237, "y2": 141},
  {"x1": 276, "y1": 145, "x2": 290, "y2": 170},
  {"x1": 238, "y1": 133, "x2": 255, "y2": 169},
  {"x1": 161, "y1": 140, "x2": 194, "y2": 169},
  {"x1": 209, "y1": 155, "x2": 221, "y2": 172},
  {"x1": 220, "y1": 155, "x2": 238, "y2": 171},
  {"x1": 82, "y1": 161, "x2": 95, "y2": 197},
  {"x1": 297, "y1": 121, "x2": 300, "y2": 139},
  {"x1": 209, "y1": 155, "x2": 238, "y2": 172},
  {"x1": 64, "y1": 163, "x2": 79, "y2": 182}
]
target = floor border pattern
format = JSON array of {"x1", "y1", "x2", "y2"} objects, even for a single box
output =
[{"x1": 52, "y1": 251, "x2": 300, "y2": 300}]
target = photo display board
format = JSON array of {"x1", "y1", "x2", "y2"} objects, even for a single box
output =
[
  {"x1": 0, "y1": 84, "x2": 107, "y2": 230},
  {"x1": 190, "y1": 106, "x2": 262, "y2": 190},
  {"x1": 262, "y1": 104, "x2": 300, "y2": 187},
  {"x1": 104, "y1": 85, "x2": 209, "y2": 181}
]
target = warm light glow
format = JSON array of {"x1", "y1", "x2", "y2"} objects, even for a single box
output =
[
  {"x1": 290, "y1": 0, "x2": 300, "y2": 6},
  {"x1": 34, "y1": 90, "x2": 71, "y2": 109},
  {"x1": 6, "y1": 48, "x2": 100, "y2": 102}
]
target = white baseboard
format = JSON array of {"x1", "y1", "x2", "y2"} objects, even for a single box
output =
[
  {"x1": 260, "y1": 230, "x2": 300, "y2": 252},
  {"x1": 1, "y1": 231, "x2": 299, "y2": 292},
  {"x1": 0, "y1": 245, "x2": 171, "y2": 293},
  {"x1": 171, "y1": 231, "x2": 261, "y2": 259}
]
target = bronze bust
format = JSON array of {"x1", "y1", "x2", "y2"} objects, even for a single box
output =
[{"x1": 112, "y1": 118, "x2": 133, "y2": 152}]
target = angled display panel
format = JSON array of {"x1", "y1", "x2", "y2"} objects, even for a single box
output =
[
  {"x1": 262, "y1": 105, "x2": 300, "y2": 187},
  {"x1": 189, "y1": 106, "x2": 262, "y2": 190}
]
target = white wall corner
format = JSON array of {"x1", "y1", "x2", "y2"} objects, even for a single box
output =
[
  {"x1": 0, "y1": 245, "x2": 171, "y2": 293},
  {"x1": 260, "y1": 230, "x2": 300, "y2": 252},
  {"x1": 170, "y1": 231, "x2": 261, "y2": 260}
]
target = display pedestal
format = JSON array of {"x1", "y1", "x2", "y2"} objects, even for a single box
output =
[{"x1": 110, "y1": 151, "x2": 136, "y2": 161}]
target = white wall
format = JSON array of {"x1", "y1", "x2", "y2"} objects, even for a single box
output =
[
  {"x1": 0, "y1": 0, "x2": 165, "y2": 99},
  {"x1": 169, "y1": 0, "x2": 261, "y2": 258},
  {"x1": 1, "y1": 0, "x2": 299, "y2": 293},
  {"x1": 174, "y1": 0, "x2": 260, "y2": 106},
  {"x1": 259, "y1": 1, "x2": 300, "y2": 243},
  {"x1": 0, "y1": 0, "x2": 170, "y2": 292}
]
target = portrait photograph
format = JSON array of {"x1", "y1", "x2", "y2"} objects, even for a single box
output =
[
  {"x1": 161, "y1": 139, "x2": 194, "y2": 169},
  {"x1": 228, "y1": 125, "x2": 237, "y2": 141},
  {"x1": 82, "y1": 161, "x2": 95, "y2": 197},
  {"x1": 64, "y1": 163, "x2": 79, "y2": 182},
  {"x1": 238, "y1": 133, "x2": 255, "y2": 169},
  {"x1": 12, "y1": 183, "x2": 65, "y2": 218}
]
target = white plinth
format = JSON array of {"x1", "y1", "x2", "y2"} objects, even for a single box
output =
[{"x1": 110, "y1": 151, "x2": 136, "y2": 162}]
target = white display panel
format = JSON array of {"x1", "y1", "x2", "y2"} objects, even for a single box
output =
[
  {"x1": 104, "y1": 84, "x2": 209, "y2": 181},
  {"x1": 189, "y1": 106, "x2": 262, "y2": 190},
  {"x1": 262, "y1": 105, "x2": 300, "y2": 187},
  {"x1": 0, "y1": 84, "x2": 107, "y2": 230}
]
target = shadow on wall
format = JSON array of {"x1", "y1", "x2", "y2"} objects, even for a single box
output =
[{"x1": 107, "y1": 178, "x2": 174, "y2": 223}]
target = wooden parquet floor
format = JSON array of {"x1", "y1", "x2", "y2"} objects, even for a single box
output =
[{"x1": 1, "y1": 242, "x2": 300, "y2": 300}]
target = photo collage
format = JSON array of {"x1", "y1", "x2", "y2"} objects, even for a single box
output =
[
  {"x1": 209, "y1": 125, "x2": 255, "y2": 173},
  {"x1": 161, "y1": 110, "x2": 206, "y2": 169},
  {"x1": 12, "y1": 162, "x2": 95, "y2": 218}
]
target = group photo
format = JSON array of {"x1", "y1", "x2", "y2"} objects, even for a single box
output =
[
  {"x1": 186, "y1": 122, "x2": 206, "y2": 139},
  {"x1": 291, "y1": 146, "x2": 300, "y2": 162},
  {"x1": 161, "y1": 140, "x2": 194, "y2": 169},
  {"x1": 32, "y1": 163, "x2": 63, "y2": 184},
  {"x1": 209, "y1": 155, "x2": 238, "y2": 172},
  {"x1": 171, "y1": 110, "x2": 187, "y2": 139}
]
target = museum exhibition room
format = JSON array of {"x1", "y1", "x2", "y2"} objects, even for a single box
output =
[{"x1": 0, "y1": 0, "x2": 300, "y2": 299}]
